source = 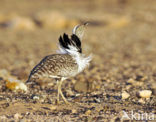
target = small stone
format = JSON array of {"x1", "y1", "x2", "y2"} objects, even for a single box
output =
[
  {"x1": 72, "y1": 109, "x2": 77, "y2": 113},
  {"x1": 47, "y1": 82, "x2": 54, "y2": 86},
  {"x1": 19, "y1": 119, "x2": 26, "y2": 122},
  {"x1": 5, "y1": 77, "x2": 27, "y2": 91},
  {"x1": 14, "y1": 113, "x2": 22, "y2": 119},
  {"x1": 74, "y1": 81, "x2": 88, "y2": 93},
  {"x1": 127, "y1": 78, "x2": 135, "y2": 84},
  {"x1": 138, "y1": 98, "x2": 145, "y2": 104},
  {"x1": 126, "y1": 85, "x2": 131, "y2": 90},
  {"x1": 33, "y1": 96, "x2": 40, "y2": 100},
  {"x1": 139, "y1": 90, "x2": 152, "y2": 98},
  {"x1": 135, "y1": 82, "x2": 143, "y2": 86},
  {"x1": 50, "y1": 106, "x2": 57, "y2": 110},
  {"x1": 71, "y1": 79, "x2": 77, "y2": 84},
  {"x1": 66, "y1": 89, "x2": 74, "y2": 96},
  {"x1": 85, "y1": 110, "x2": 92, "y2": 115},
  {"x1": 106, "y1": 79, "x2": 111, "y2": 82},
  {"x1": 0, "y1": 115, "x2": 7, "y2": 120},
  {"x1": 122, "y1": 91, "x2": 130, "y2": 100},
  {"x1": 18, "y1": 82, "x2": 28, "y2": 91},
  {"x1": 95, "y1": 98, "x2": 101, "y2": 103}
]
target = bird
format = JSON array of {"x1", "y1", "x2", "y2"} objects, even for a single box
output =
[{"x1": 26, "y1": 23, "x2": 92, "y2": 104}]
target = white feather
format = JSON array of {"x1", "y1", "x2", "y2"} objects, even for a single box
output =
[
  {"x1": 74, "y1": 54, "x2": 92, "y2": 72},
  {"x1": 65, "y1": 45, "x2": 92, "y2": 72},
  {"x1": 57, "y1": 44, "x2": 78, "y2": 55},
  {"x1": 56, "y1": 45, "x2": 68, "y2": 54},
  {"x1": 57, "y1": 44, "x2": 92, "y2": 72}
]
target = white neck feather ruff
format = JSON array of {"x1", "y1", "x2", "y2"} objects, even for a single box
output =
[{"x1": 57, "y1": 45, "x2": 92, "y2": 72}]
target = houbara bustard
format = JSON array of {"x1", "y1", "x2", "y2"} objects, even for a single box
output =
[{"x1": 27, "y1": 23, "x2": 92, "y2": 104}]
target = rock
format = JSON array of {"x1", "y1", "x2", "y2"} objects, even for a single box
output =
[
  {"x1": 127, "y1": 78, "x2": 135, "y2": 84},
  {"x1": 5, "y1": 77, "x2": 28, "y2": 91},
  {"x1": 14, "y1": 113, "x2": 22, "y2": 119},
  {"x1": 66, "y1": 89, "x2": 74, "y2": 96},
  {"x1": 85, "y1": 110, "x2": 92, "y2": 115},
  {"x1": 74, "y1": 80, "x2": 88, "y2": 93},
  {"x1": 135, "y1": 82, "x2": 143, "y2": 86},
  {"x1": 17, "y1": 82, "x2": 28, "y2": 91},
  {"x1": 0, "y1": 115, "x2": 7, "y2": 120},
  {"x1": 121, "y1": 91, "x2": 130, "y2": 100},
  {"x1": 74, "y1": 80, "x2": 100, "y2": 93},
  {"x1": 72, "y1": 109, "x2": 77, "y2": 113},
  {"x1": 127, "y1": 78, "x2": 143, "y2": 86},
  {"x1": 138, "y1": 98, "x2": 145, "y2": 104},
  {"x1": 33, "y1": 96, "x2": 40, "y2": 100},
  {"x1": 50, "y1": 106, "x2": 57, "y2": 110},
  {"x1": 126, "y1": 85, "x2": 131, "y2": 90},
  {"x1": 138, "y1": 90, "x2": 152, "y2": 98}
]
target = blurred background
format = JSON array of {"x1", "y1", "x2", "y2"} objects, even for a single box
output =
[
  {"x1": 0, "y1": 0, "x2": 156, "y2": 120},
  {"x1": 0, "y1": 0, "x2": 155, "y2": 73},
  {"x1": 0, "y1": 0, "x2": 156, "y2": 92}
]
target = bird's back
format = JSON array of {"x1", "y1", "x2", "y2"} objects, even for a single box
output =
[{"x1": 27, "y1": 54, "x2": 78, "y2": 83}]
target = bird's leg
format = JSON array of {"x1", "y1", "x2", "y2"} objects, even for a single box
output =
[
  {"x1": 57, "y1": 80, "x2": 60, "y2": 104},
  {"x1": 58, "y1": 78, "x2": 70, "y2": 104}
]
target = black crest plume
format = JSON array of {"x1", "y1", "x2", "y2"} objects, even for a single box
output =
[{"x1": 59, "y1": 33, "x2": 82, "y2": 53}]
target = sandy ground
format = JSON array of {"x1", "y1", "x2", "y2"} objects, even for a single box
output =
[{"x1": 0, "y1": 0, "x2": 156, "y2": 121}]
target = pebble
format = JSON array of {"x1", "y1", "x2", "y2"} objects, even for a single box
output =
[
  {"x1": 85, "y1": 110, "x2": 92, "y2": 115},
  {"x1": 50, "y1": 106, "x2": 57, "y2": 110},
  {"x1": 126, "y1": 85, "x2": 131, "y2": 90},
  {"x1": 138, "y1": 98, "x2": 145, "y2": 104},
  {"x1": 74, "y1": 81, "x2": 88, "y2": 93},
  {"x1": 17, "y1": 82, "x2": 28, "y2": 91},
  {"x1": 135, "y1": 82, "x2": 143, "y2": 86},
  {"x1": 127, "y1": 78, "x2": 135, "y2": 84},
  {"x1": 33, "y1": 96, "x2": 40, "y2": 100},
  {"x1": 0, "y1": 115, "x2": 7, "y2": 120},
  {"x1": 5, "y1": 77, "x2": 28, "y2": 91},
  {"x1": 66, "y1": 89, "x2": 74, "y2": 96},
  {"x1": 139, "y1": 90, "x2": 152, "y2": 98},
  {"x1": 72, "y1": 109, "x2": 77, "y2": 113},
  {"x1": 121, "y1": 91, "x2": 130, "y2": 100},
  {"x1": 14, "y1": 113, "x2": 22, "y2": 119}
]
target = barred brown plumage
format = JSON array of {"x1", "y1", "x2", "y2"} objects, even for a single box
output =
[
  {"x1": 28, "y1": 54, "x2": 78, "y2": 81},
  {"x1": 27, "y1": 23, "x2": 92, "y2": 104}
]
